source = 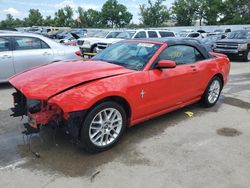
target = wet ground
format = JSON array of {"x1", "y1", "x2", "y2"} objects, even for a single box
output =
[{"x1": 0, "y1": 61, "x2": 250, "y2": 187}]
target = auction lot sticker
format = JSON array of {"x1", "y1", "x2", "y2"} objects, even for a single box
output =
[{"x1": 137, "y1": 43, "x2": 155, "y2": 48}]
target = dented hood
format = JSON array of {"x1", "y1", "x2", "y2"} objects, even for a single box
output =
[{"x1": 9, "y1": 60, "x2": 133, "y2": 100}]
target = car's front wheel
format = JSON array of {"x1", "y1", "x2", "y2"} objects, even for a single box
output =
[
  {"x1": 201, "y1": 76, "x2": 222, "y2": 107},
  {"x1": 80, "y1": 101, "x2": 127, "y2": 153}
]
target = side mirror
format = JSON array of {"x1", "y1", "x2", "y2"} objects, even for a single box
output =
[{"x1": 157, "y1": 60, "x2": 176, "y2": 69}]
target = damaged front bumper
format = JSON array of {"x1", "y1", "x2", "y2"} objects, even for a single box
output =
[
  {"x1": 11, "y1": 89, "x2": 86, "y2": 139},
  {"x1": 11, "y1": 89, "x2": 63, "y2": 130}
]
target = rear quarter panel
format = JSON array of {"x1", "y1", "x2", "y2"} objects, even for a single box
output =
[{"x1": 199, "y1": 55, "x2": 230, "y2": 91}]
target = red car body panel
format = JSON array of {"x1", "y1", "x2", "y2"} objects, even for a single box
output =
[
  {"x1": 9, "y1": 60, "x2": 134, "y2": 100},
  {"x1": 9, "y1": 40, "x2": 230, "y2": 128}
]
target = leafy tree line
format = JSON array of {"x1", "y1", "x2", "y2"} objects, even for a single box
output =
[
  {"x1": 172, "y1": 0, "x2": 250, "y2": 26},
  {"x1": 0, "y1": 0, "x2": 250, "y2": 29},
  {"x1": 0, "y1": 0, "x2": 132, "y2": 28}
]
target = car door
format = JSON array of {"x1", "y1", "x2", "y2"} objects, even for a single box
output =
[
  {"x1": 0, "y1": 37, "x2": 15, "y2": 81},
  {"x1": 148, "y1": 45, "x2": 204, "y2": 112},
  {"x1": 12, "y1": 36, "x2": 54, "y2": 73}
]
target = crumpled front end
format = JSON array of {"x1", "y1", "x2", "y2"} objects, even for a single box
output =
[
  {"x1": 11, "y1": 89, "x2": 63, "y2": 130},
  {"x1": 10, "y1": 88, "x2": 85, "y2": 139}
]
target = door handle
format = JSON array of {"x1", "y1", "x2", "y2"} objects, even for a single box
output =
[
  {"x1": 190, "y1": 65, "x2": 197, "y2": 71},
  {"x1": 1, "y1": 54, "x2": 11, "y2": 59},
  {"x1": 43, "y1": 52, "x2": 51, "y2": 56}
]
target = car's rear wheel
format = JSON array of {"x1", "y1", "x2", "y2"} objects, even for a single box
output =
[
  {"x1": 201, "y1": 76, "x2": 222, "y2": 107},
  {"x1": 80, "y1": 101, "x2": 127, "y2": 153}
]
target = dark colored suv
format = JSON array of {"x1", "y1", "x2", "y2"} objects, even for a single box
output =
[{"x1": 214, "y1": 30, "x2": 250, "y2": 62}]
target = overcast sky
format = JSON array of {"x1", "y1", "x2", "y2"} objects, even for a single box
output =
[{"x1": 0, "y1": 0, "x2": 175, "y2": 23}]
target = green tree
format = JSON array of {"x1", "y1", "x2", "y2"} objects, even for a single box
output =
[
  {"x1": 220, "y1": 0, "x2": 250, "y2": 24},
  {"x1": 172, "y1": 0, "x2": 198, "y2": 26},
  {"x1": 0, "y1": 14, "x2": 15, "y2": 28},
  {"x1": 77, "y1": 7, "x2": 102, "y2": 27},
  {"x1": 43, "y1": 16, "x2": 55, "y2": 26},
  {"x1": 101, "y1": 0, "x2": 132, "y2": 28},
  {"x1": 24, "y1": 9, "x2": 44, "y2": 26},
  {"x1": 54, "y1": 6, "x2": 74, "y2": 27},
  {"x1": 194, "y1": 0, "x2": 224, "y2": 25},
  {"x1": 0, "y1": 14, "x2": 25, "y2": 28},
  {"x1": 139, "y1": 0, "x2": 170, "y2": 27}
]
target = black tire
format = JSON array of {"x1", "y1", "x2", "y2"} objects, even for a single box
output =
[
  {"x1": 92, "y1": 46, "x2": 98, "y2": 53},
  {"x1": 242, "y1": 50, "x2": 250, "y2": 62},
  {"x1": 201, "y1": 76, "x2": 222, "y2": 108},
  {"x1": 80, "y1": 101, "x2": 127, "y2": 153}
]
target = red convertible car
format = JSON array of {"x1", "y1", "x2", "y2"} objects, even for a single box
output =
[{"x1": 10, "y1": 38, "x2": 230, "y2": 152}]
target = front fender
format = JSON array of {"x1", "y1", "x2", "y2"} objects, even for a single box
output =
[{"x1": 48, "y1": 81, "x2": 131, "y2": 113}]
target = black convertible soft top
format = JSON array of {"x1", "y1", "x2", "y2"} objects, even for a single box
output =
[{"x1": 134, "y1": 37, "x2": 213, "y2": 59}]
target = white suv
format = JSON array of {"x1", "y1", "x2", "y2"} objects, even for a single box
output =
[
  {"x1": 77, "y1": 30, "x2": 123, "y2": 54},
  {"x1": 96, "y1": 29, "x2": 175, "y2": 52}
]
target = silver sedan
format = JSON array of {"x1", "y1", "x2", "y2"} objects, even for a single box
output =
[{"x1": 0, "y1": 32, "x2": 82, "y2": 83}]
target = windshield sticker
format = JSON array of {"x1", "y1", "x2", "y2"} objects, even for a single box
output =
[{"x1": 137, "y1": 43, "x2": 155, "y2": 48}]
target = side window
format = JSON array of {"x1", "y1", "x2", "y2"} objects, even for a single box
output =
[
  {"x1": 159, "y1": 45, "x2": 204, "y2": 65},
  {"x1": 188, "y1": 33, "x2": 200, "y2": 38},
  {"x1": 106, "y1": 32, "x2": 121, "y2": 38},
  {"x1": 0, "y1": 37, "x2": 10, "y2": 52},
  {"x1": 195, "y1": 49, "x2": 205, "y2": 61},
  {"x1": 159, "y1": 31, "x2": 175, "y2": 37},
  {"x1": 148, "y1": 31, "x2": 158, "y2": 38},
  {"x1": 134, "y1": 31, "x2": 146, "y2": 38},
  {"x1": 14, "y1": 37, "x2": 50, "y2": 50}
]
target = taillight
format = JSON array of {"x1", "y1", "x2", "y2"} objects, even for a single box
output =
[{"x1": 75, "y1": 50, "x2": 82, "y2": 56}]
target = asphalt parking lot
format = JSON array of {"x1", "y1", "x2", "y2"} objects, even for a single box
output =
[{"x1": 0, "y1": 61, "x2": 250, "y2": 188}]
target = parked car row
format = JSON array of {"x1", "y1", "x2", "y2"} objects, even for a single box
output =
[
  {"x1": 1, "y1": 27, "x2": 249, "y2": 83},
  {"x1": 213, "y1": 30, "x2": 250, "y2": 61},
  {"x1": 74, "y1": 28, "x2": 249, "y2": 62},
  {"x1": 0, "y1": 32, "x2": 82, "y2": 83},
  {"x1": 96, "y1": 30, "x2": 176, "y2": 53}
]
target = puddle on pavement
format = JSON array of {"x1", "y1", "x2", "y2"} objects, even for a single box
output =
[
  {"x1": 0, "y1": 103, "x2": 207, "y2": 177},
  {"x1": 217, "y1": 128, "x2": 242, "y2": 137}
]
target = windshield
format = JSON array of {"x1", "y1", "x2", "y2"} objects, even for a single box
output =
[
  {"x1": 227, "y1": 31, "x2": 250, "y2": 39},
  {"x1": 116, "y1": 31, "x2": 136, "y2": 39},
  {"x1": 201, "y1": 35, "x2": 220, "y2": 44},
  {"x1": 92, "y1": 31, "x2": 109, "y2": 38},
  {"x1": 106, "y1": 31, "x2": 123, "y2": 38},
  {"x1": 92, "y1": 41, "x2": 161, "y2": 70}
]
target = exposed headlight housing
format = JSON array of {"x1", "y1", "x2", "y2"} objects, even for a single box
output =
[
  {"x1": 26, "y1": 99, "x2": 41, "y2": 114},
  {"x1": 238, "y1": 43, "x2": 248, "y2": 51}
]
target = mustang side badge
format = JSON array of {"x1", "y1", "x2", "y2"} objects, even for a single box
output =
[{"x1": 140, "y1": 90, "x2": 145, "y2": 99}]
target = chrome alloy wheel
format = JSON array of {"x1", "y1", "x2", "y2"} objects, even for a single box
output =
[
  {"x1": 248, "y1": 51, "x2": 250, "y2": 61},
  {"x1": 89, "y1": 108, "x2": 123, "y2": 147},
  {"x1": 208, "y1": 79, "x2": 221, "y2": 104}
]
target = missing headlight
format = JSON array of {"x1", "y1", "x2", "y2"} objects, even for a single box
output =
[{"x1": 26, "y1": 99, "x2": 41, "y2": 114}]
